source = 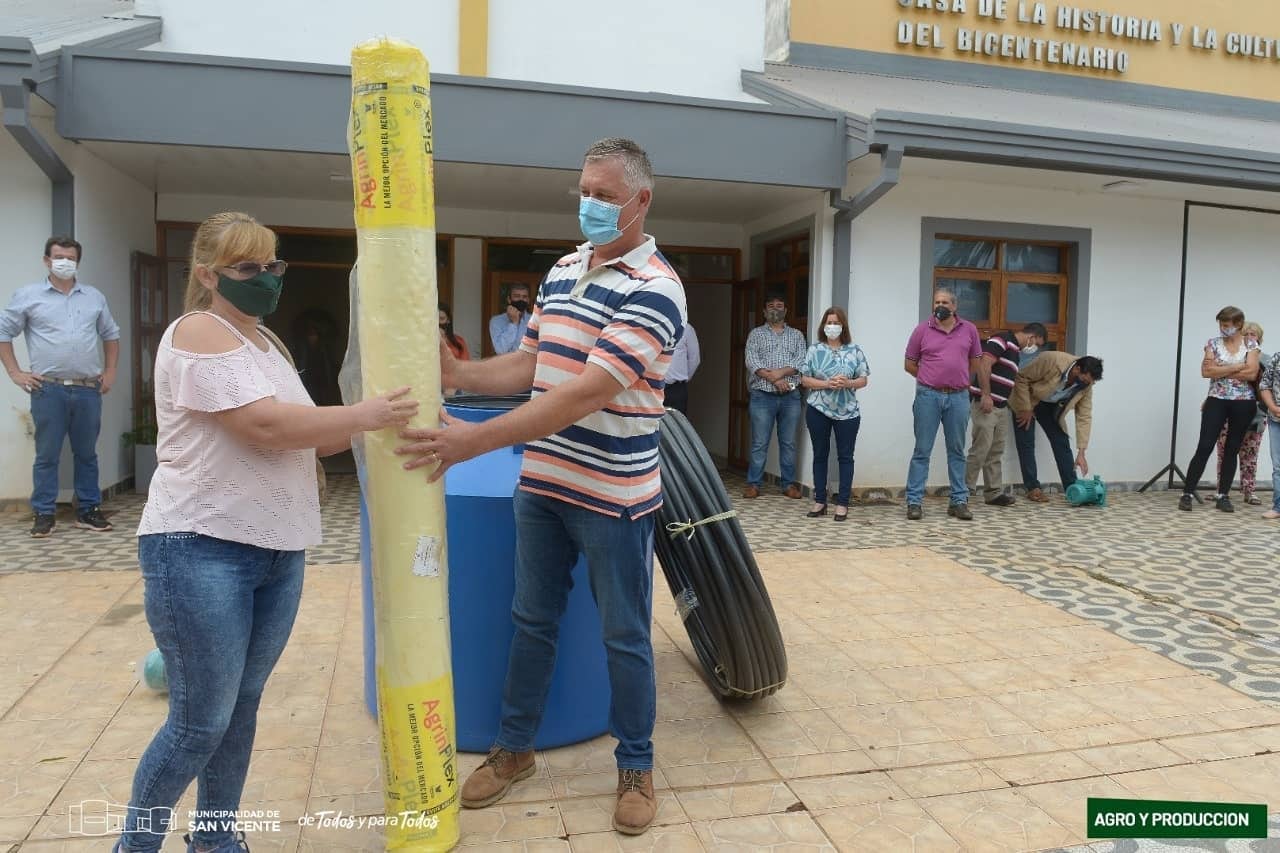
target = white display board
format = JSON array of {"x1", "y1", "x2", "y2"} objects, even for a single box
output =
[{"x1": 1173, "y1": 205, "x2": 1280, "y2": 493}]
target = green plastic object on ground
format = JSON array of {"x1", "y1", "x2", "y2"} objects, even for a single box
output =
[
  {"x1": 140, "y1": 648, "x2": 167, "y2": 692},
  {"x1": 1066, "y1": 475, "x2": 1108, "y2": 507}
]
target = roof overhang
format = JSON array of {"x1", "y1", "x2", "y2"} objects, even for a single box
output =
[
  {"x1": 55, "y1": 48, "x2": 849, "y2": 190},
  {"x1": 871, "y1": 111, "x2": 1280, "y2": 194},
  {"x1": 744, "y1": 68, "x2": 1280, "y2": 194},
  {"x1": 741, "y1": 68, "x2": 870, "y2": 161},
  {"x1": 0, "y1": 15, "x2": 161, "y2": 105}
]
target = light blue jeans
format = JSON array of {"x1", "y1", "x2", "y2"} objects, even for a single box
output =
[
  {"x1": 906, "y1": 386, "x2": 971, "y2": 506},
  {"x1": 1270, "y1": 421, "x2": 1280, "y2": 512},
  {"x1": 497, "y1": 490, "x2": 656, "y2": 769},
  {"x1": 119, "y1": 534, "x2": 305, "y2": 852},
  {"x1": 747, "y1": 389, "x2": 802, "y2": 489}
]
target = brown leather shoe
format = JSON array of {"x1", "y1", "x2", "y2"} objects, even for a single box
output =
[
  {"x1": 783, "y1": 484, "x2": 803, "y2": 499},
  {"x1": 1027, "y1": 488, "x2": 1049, "y2": 503},
  {"x1": 613, "y1": 768, "x2": 656, "y2": 835},
  {"x1": 460, "y1": 746, "x2": 536, "y2": 809},
  {"x1": 742, "y1": 485, "x2": 760, "y2": 499}
]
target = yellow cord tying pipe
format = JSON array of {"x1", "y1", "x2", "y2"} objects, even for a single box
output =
[{"x1": 347, "y1": 37, "x2": 459, "y2": 851}]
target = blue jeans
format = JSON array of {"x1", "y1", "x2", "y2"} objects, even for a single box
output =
[
  {"x1": 30, "y1": 381, "x2": 102, "y2": 514},
  {"x1": 1021, "y1": 401, "x2": 1080, "y2": 492},
  {"x1": 906, "y1": 387, "x2": 970, "y2": 505},
  {"x1": 1270, "y1": 421, "x2": 1280, "y2": 512},
  {"x1": 1018, "y1": 399, "x2": 1080, "y2": 489},
  {"x1": 747, "y1": 389, "x2": 802, "y2": 488},
  {"x1": 120, "y1": 534, "x2": 305, "y2": 852},
  {"x1": 805, "y1": 405, "x2": 860, "y2": 508},
  {"x1": 1012, "y1": 408, "x2": 1038, "y2": 489},
  {"x1": 498, "y1": 490, "x2": 656, "y2": 769}
]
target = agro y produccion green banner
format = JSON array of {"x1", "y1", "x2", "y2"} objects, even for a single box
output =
[{"x1": 1088, "y1": 798, "x2": 1268, "y2": 839}]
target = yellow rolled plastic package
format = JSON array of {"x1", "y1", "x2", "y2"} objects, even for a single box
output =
[{"x1": 346, "y1": 38, "x2": 459, "y2": 851}]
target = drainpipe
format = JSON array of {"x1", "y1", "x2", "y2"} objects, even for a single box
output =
[
  {"x1": 1, "y1": 38, "x2": 74, "y2": 236},
  {"x1": 828, "y1": 146, "x2": 902, "y2": 313}
]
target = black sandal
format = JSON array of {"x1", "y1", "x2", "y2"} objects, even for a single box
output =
[
  {"x1": 833, "y1": 507, "x2": 848, "y2": 521},
  {"x1": 806, "y1": 505, "x2": 827, "y2": 518}
]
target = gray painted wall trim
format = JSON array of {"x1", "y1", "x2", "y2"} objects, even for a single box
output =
[
  {"x1": 0, "y1": 36, "x2": 32, "y2": 67},
  {"x1": 788, "y1": 42, "x2": 1280, "y2": 124},
  {"x1": 55, "y1": 48, "x2": 847, "y2": 189},
  {"x1": 1, "y1": 38, "x2": 73, "y2": 235},
  {"x1": 831, "y1": 214, "x2": 851, "y2": 319},
  {"x1": 872, "y1": 112, "x2": 1280, "y2": 194},
  {"x1": 919, "y1": 218, "x2": 1092, "y2": 355},
  {"x1": 846, "y1": 147, "x2": 902, "y2": 220}
]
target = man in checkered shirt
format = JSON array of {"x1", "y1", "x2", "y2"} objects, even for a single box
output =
[{"x1": 743, "y1": 290, "x2": 807, "y2": 499}]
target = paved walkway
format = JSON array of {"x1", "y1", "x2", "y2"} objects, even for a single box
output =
[{"x1": 1, "y1": 475, "x2": 1278, "y2": 851}]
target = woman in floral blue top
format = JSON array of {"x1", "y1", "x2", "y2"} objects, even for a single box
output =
[{"x1": 800, "y1": 307, "x2": 870, "y2": 521}]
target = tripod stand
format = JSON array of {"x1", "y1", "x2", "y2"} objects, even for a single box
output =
[{"x1": 1139, "y1": 201, "x2": 1192, "y2": 495}]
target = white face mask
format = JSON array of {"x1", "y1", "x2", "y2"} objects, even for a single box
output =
[
  {"x1": 1022, "y1": 344, "x2": 1039, "y2": 355},
  {"x1": 1221, "y1": 326, "x2": 1239, "y2": 338},
  {"x1": 49, "y1": 258, "x2": 77, "y2": 279},
  {"x1": 823, "y1": 324, "x2": 843, "y2": 340}
]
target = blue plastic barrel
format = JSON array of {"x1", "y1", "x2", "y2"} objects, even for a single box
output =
[{"x1": 360, "y1": 396, "x2": 611, "y2": 751}]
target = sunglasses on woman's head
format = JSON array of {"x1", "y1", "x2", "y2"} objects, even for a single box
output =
[{"x1": 222, "y1": 260, "x2": 288, "y2": 276}]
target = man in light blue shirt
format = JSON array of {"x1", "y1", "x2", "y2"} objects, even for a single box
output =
[
  {"x1": 488, "y1": 282, "x2": 532, "y2": 354},
  {"x1": 663, "y1": 321, "x2": 700, "y2": 414},
  {"x1": 0, "y1": 236, "x2": 121, "y2": 536}
]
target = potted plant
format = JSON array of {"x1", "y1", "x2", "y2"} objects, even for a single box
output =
[{"x1": 123, "y1": 415, "x2": 158, "y2": 494}]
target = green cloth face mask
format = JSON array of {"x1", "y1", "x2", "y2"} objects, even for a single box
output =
[{"x1": 217, "y1": 271, "x2": 283, "y2": 317}]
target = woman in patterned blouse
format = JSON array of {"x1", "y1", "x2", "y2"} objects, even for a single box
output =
[
  {"x1": 799, "y1": 307, "x2": 870, "y2": 521},
  {"x1": 1180, "y1": 306, "x2": 1260, "y2": 513}
]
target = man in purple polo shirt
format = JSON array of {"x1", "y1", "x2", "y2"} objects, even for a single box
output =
[{"x1": 903, "y1": 288, "x2": 985, "y2": 520}]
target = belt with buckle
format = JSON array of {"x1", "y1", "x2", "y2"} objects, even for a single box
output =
[
  {"x1": 54, "y1": 377, "x2": 99, "y2": 388},
  {"x1": 920, "y1": 382, "x2": 966, "y2": 393}
]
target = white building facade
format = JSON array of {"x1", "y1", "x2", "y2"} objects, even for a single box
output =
[{"x1": 2, "y1": 0, "x2": 1277, "y2": 504}]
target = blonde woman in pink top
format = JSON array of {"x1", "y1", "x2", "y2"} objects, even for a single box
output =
[{"x1": 118, "y1": 212, "x2": 416, "y2": 853}]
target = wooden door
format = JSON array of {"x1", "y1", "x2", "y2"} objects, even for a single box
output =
[
  {"x1": 728, "y1": 278, "x2": 762, "y2": 470},
  {"x1": 763, "y1": 233, "x2": 811, "y2": 338},
  {"x1": 482, "y1": 271, "x2": 545, "y2": 358},
  {"x1": 131, "y1": 251, "x2": 166, "y2": 435}
]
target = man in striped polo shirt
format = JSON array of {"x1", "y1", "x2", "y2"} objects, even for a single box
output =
[
  {"x1": 964, "y1": 323, "x2": 1046, "y2": 506},
  {"x1": 397, "y1": 138, "x2": 685, "y2": 836}
]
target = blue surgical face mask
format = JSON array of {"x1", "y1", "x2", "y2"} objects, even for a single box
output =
[{"x1": 579, "y1": 192, "x2": 640, "y2": 245}]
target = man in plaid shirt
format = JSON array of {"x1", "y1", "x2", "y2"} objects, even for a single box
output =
[{"x1": 743, "y1": 290, "x2": 807, "y2": 499}]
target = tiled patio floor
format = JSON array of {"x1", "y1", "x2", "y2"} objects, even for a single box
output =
[{"x1": 2, "y1": 475, "x2": 1278, "y2": 851}]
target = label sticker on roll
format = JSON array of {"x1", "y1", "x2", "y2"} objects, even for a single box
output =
[
  {"x1": 376, "y1": 672, "x2": 458, "y2": 844},
  {"x1": 349, "y1": 81, "x2": 435, "y2": 231},
  {"x1": 675, "y1": 588, "x2": 699, "y2": 621},
  {"x1": 412, "y1": 535, "x2": 440, "y2": 577}
]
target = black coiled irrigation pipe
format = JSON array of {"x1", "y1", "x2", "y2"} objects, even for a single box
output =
[{"x1": 654, "y1": 409, "x2": 788, "y2": 699}]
